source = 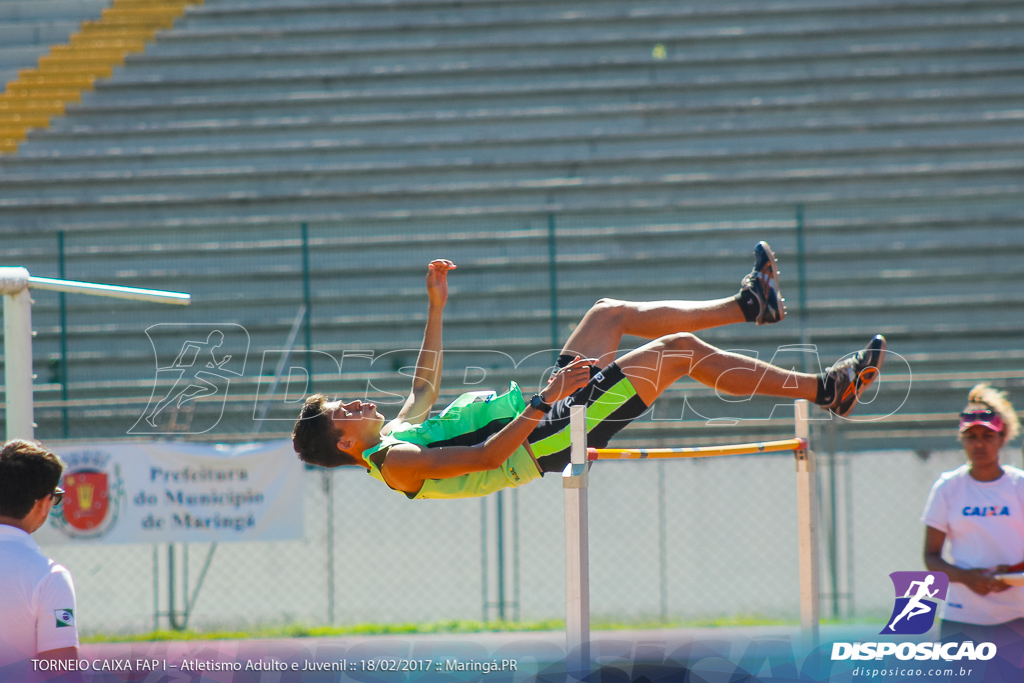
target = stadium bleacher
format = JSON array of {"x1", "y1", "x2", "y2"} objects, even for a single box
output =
[{"x1": 1, "y1": 0, "x2": 1023, "y2": 452}]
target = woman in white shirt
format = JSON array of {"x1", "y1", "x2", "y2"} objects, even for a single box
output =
[{"x1": 922, "y1": 384, "x2": 1024, "y2": 644}]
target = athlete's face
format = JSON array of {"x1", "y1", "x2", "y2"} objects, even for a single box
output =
[
  {"x1": 326, "y1": 399, "x2": 385, "y2": 454},
  {"x1": 960, "y1": 425, "x2": 1005, "y2": 469}
]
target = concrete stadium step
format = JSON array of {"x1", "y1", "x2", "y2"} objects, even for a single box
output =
[
  {"x1": 7, "y1": 133, "x2": 1021, "y2": 183},
  {"x1": 23, "y1": 89, "x2": 1024, "y2": 161},
  {"x1": 169, "y1": 0, "x2": 1022, "y2": 39},
  {"x1": 2, "y1": 179, "x2": 1022, "y2": 231},
  {"x1": 0, "y1": 0, "x2": 112, "y2": 77},
  {"x1": 46, "y1": 59, "x2": 1024, "y2": 129},
  {"x1": 39, "y1": 81, "x2": 1024, "y2": 141},
  {"x1": 0, "y1": 45, "x2": 51, "y2": 77},
  {"x1": 18, "y1": 113, "x2": 1024, "y2": 176},
  {"x1": 0, "y1": 21, "x2": 88, "y2": 48},
  {"x1": 2, "y1": 151, "x2": 1023, "y2": 204},
  {"x1": 3, "y1": 140, "x2": 1024, "y2": 207},
  {"x1": 132, "y1": 19, "x2": 1024, "y2": 73},
  {"x1": 142, "y1": 8, "x2": 1024, "y2": 60},
  {"x1": 74, "y1": 43, "x2": 1024, "y2": 104},
  {"x1": 0, "y1": 0, "x2": 111, "y2": 22}
]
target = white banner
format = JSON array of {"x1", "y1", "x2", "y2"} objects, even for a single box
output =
[{"x1": 34, "y1": 440, "x2": 304, "y2": 545}]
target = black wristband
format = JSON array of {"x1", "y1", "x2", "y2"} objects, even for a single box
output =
[{"x1": 529, "y1": 394, "x2": 552, "y2": 414}]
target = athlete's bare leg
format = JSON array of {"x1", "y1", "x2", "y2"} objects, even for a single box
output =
[
  {"x1": 607, "y1": 333, "x2": 817, "y2": 407},
  {"x1": 560, "y1": 297, "x2": 746, "y2": 366},
  {"x1": 559, "y1": 242, "x2": 785, "y2": 364}
]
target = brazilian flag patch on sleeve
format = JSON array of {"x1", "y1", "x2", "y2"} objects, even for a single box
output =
[{"x1": 55, "y1": 609, "x2": 74, "y2": 628}]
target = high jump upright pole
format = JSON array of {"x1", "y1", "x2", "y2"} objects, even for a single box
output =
[
  {"x1": 1, "y1": 268, "x2": 34, "y2": 440},
  {"x1": 1, "y1": 266, "x2": 190, "y2": 440},
  {"x1": 563, "y1": 404, "x2": 590, "y2": 680},
  {"x1": 793, "y1": 398, "x2": 820, "y2": 648}
]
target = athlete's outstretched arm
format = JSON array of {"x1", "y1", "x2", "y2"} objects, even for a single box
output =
[{"x1": 384, "y1": 259, "x2": 455, "y2": 433}]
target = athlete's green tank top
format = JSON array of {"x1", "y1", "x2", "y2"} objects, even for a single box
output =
[{"x1": 361, "y1": 382, "x2": 543, "y2": 499}]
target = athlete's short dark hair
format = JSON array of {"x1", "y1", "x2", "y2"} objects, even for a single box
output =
[
  {"x1": 292, "y1": 394, "x2": 360, "y2": 468},
  {"x1": 0, "y1": 439, "x2": 65, "y2": 519}
]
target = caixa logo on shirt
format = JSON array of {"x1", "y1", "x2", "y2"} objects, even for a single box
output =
[
  {"x1": 49, "y1": 450, "x2": 125, "y2": 540},
  {"x1": 962, "y1": 505, "x2": 1010, "y2": 517}
]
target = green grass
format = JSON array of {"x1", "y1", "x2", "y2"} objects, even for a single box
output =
[
  {"x1": 592, "y1": 615, "x2": 796, "y2": 631},
  {"x1": 82, "y1": 616, "x2": 802, "y2": 644},
  {"x1": 82, "y1": 619, "x2": 566, "y2": 644}
]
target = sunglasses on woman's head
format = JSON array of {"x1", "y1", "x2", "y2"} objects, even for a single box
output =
[{"x1": 959, "y1": 409, "x2": 1003, "y2": 433}]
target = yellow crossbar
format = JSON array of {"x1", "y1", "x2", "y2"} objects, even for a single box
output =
[{"x1": 587, "y1": 438, "x2": 807, "y2": 460}]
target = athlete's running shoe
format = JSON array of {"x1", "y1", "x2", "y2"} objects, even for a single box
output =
[
  {"x1": 822, "y1": 335, "x2": 887, "y2": 417},
  {"x1": 739, "y1": 240, "x2": 785, "y2": 325}
]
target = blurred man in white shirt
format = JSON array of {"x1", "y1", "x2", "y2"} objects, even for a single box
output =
[{"x1": 0, "y1": 439, "x2": 79, "y2": 674}]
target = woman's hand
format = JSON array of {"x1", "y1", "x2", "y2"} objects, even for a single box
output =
[
  {"x1": 960, "y1": 568, "x2": 1010, "y2": 595},
  {"x1": 426, "y1": 259, "x2": 456, "y2": 308}
]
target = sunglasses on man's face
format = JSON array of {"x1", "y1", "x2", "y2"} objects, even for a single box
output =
[{"x1": 50, "y1": 487, "x2": 65, "y2": 506}]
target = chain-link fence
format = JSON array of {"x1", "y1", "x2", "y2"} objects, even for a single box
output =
[
  {"x1": 3, "y1": 204, "x2": 1022, "y2": 636},
  {"x1": 35, "y1": 445, "x2": 1001, "y2": 636},
  {"x1": 5, "y1": 203, "x2": 1021, "y2": 450}
]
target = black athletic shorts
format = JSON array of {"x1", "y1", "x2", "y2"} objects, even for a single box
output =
[{"x1": 527, "y1": 359, "x2": 649, "y2": 474}]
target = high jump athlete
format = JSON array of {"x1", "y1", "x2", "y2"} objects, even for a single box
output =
[{"x1": 293, "y1": 243, "x2": 886, "y2": 499}]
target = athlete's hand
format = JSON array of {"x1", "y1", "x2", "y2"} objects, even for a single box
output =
[
  {"x1": 540, "y1": 357, "x2": 596, "y2": 404},
  {"x1": 426, "y1": 259, "x2": 456, "y2": 307}
]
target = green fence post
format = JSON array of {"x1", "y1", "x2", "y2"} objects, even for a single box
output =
[
  {"x1": 496, "y1": 490, "x2": 505, "y2": 621},
  {"x1": 480, "y1": 499, "x2": 488, "y2": 622},
  {"x1": 795, "y1": 204, "x2": 809, "y2": 356},
  {"x1": 301, "y1": 223, "x2": 313, "y2": 391},
  {"x1": 547, "y1": 214, "x2": 559, "y2": 363},
  {"x1": 658, "y1": 461, "x2": 668, "y2": 623},
  {"x1": 57, "y1": 231, "x2": 69, "y2": 438}
]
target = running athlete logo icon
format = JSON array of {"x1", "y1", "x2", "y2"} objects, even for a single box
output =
[
  {"x1": 882, "y1": 571, "x2": 949, "y2": 635},
  {"x1": 130, "y1": 324, "x2": 249, "y2": 434}
]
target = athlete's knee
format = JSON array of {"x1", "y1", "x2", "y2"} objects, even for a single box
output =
[
  {"x1": 591, "y1": 297, "x2": 627, "y2": 315},
  {"x1": 659, "y1": 332, "x2": 700, "y2": 352},
  {"x1": 652, "y1": 333, "x2": 701, "y2": 374},
  {"x1": 585, "y1": 298, "x2": 629, "y2": 326}
]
